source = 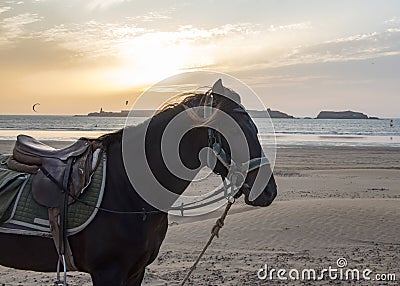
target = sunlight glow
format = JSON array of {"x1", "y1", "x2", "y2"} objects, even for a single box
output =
[{"x1": 111, "y1": 32, "x2": 214, "y2": 87}]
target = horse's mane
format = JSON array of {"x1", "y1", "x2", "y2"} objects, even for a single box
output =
[{"x1": 97, "y1": 89, "x2": 240, "y2": 148}]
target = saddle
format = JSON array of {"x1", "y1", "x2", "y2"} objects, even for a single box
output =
[
  {"x1": 13, "y1": 134, "x2": 90, "y2": 164},
  {"x1": 9, "y1": 135, "x2": 102, "y2": 208},
  {"x1": 6, "y1": 134, "x2": 104, "y2": 284}
]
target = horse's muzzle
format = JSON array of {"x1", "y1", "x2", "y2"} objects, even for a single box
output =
[{"x1": 242, "y1": 175, "x2": 277, "y2": 207}]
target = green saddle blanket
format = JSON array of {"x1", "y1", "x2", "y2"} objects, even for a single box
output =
[{"x1": 0, "y1": 153, "x2": 106, "y2": 237}]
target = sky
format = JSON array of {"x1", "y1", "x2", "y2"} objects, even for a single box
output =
[{"x1": 0, "y1": 0, "x2": 399, "y2": 117}]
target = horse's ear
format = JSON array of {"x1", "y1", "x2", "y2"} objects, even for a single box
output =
[
  {"x1": 212, "y1": 79, "x2": 225, "y2": 96},
  {"x1": 211, "y1": 79, "x2": 241, "y2": 104}
]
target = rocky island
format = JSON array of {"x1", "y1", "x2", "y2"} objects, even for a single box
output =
[
  {"x1": 249, "y1": 109, "x2": 294, "y2": 119},
  {"x1": 316, "y1": 110, "x2": 379, "y2": 120}
]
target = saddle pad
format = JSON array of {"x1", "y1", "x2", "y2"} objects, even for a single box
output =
[
  {"x1": 0, "y1": 153, "x2": 106, "y2": 237},
  {"x1": 0, "y1": 159, "x2": 30, "y2": 223}
]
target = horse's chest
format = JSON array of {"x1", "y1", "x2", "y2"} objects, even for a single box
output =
[
  {"x1": 127, "y1": 215, "x2": 168, "y2": 262},
  {"x1": 125, "y1": 216, "x2": 168, "y2": 265}
]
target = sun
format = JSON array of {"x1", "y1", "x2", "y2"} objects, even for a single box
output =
[
  {"x1": 110, "y1": 37, "x2": 187, "y2": 88},
  {"x1": 104, "y1": 32, "x2": 215, "y2": 89}
]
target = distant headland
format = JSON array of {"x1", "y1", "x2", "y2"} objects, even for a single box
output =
[
  {"x1": 316, "y1": 111, "x2": 379, "y2": 120},
  {"x1": 78, "y1": 108, "x2": 379, "y2": 119}
]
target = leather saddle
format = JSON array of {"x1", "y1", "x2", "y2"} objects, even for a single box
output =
[
  {"x1": 8, "y1": 135, "x2": 103, "y2": 208},
  {"x1": 6, "y1": 134, "x2": 104, "y2": 279}
]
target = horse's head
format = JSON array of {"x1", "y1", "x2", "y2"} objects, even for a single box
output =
[
  {"x1": 121, "y1": 78, "x2": 276, "y2": 214},
  {"x1": 194, "y1": 79, "x2": 277, "y2": 207}
]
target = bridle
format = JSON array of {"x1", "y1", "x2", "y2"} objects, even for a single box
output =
[
  {"x1": 203, "y1": 91, "x2": 270, "y2": 201},
  {"x1": 164, "y1": 91, "x2": 271, "y2": 215}
]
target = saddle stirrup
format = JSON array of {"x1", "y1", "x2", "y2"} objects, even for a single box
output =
[{"x1": 55, "y1": 254, "x2": 67, "y2": 286}]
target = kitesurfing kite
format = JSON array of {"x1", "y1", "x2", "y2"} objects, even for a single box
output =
[{"x1": 32, "y1": 103, "x2": 40, "y2": 112}]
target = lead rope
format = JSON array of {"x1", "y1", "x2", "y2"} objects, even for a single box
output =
[{"x1": 180, "y1": 199, "x2": 234, "y2": 286}]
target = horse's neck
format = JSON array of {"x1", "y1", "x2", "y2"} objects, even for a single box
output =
[
  {"x1": 145, "y1": 110, "x2": 199, "y2": 195},
  {"x1": 104, "y1": 140, "x2": 152, "y2": 211},
  {"x1": 111, "y1": 108, "x2": 203, "y2": 199},
  {"x1": 102, "y1": 106, "x2": 207, "y2": 213}
]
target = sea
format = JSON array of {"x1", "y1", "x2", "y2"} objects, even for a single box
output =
[{"x1": 0, "y1": 115, "x2": 399, "y2": 148}]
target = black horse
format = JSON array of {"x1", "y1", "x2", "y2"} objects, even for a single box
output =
[{"x1": 0, "y1": 88, "x2": 277, "y2": 285}]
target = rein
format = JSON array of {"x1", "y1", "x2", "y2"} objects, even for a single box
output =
[{"x1": 180, "y1": 198, "x2": 234, "y2": 286}]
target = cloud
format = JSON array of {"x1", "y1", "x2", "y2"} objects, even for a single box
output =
[
  {"x1": 268, "y1": 22, "x2": 312, "y2": 32},
  {"x1": 127, "y1": 11, "x2": 173, "y2": 22},
  {"x1": 0, "y1": 6, "x2": 12, "y2": 14},
  {"x1": 235, "y1": 28, "x2": 400, "y2": 72},
  {"x1": 384, "y1": 17, "x2": 400, "y2": 25},
  {"x1": 86, "y1": 0, "x2": 131, "y2": 10},
  {"x1": 32, "y1": 20, "x2": 260, "y2": 65},
  {"x1": 0, "y1": 13, "x2": 42, "y2": 44},
  {"x1": 1, "y1": 9, "x2": 262, "y2": 75},
  {"x1": 35, "y1": 20, "x2": 148, "y2": 60},
  {"x1": 171, "y1": 23, "x2": 259, "y2": 43},
  {"x1": 18, "y1": 20, "x2": 265, "y2": 87},
  {"x1": 289, "y1": 29, "x2": 400, "y2": 64}
]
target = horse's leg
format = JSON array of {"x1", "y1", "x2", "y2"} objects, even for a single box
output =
[
  {"x1": 126, "y1": 268, "x2": 145, "y2": 286},
  {"x1": 90, "y1": 267, "x2": 127, "y2": 286}
]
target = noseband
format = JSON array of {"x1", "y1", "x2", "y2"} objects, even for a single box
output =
[{"x1": 204, "y1": 92, "x2": 270, "y2": 200}]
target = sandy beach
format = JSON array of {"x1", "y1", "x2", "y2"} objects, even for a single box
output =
[{"x1": 0, "y1": 141, "x2": 399, "y2": 285}]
